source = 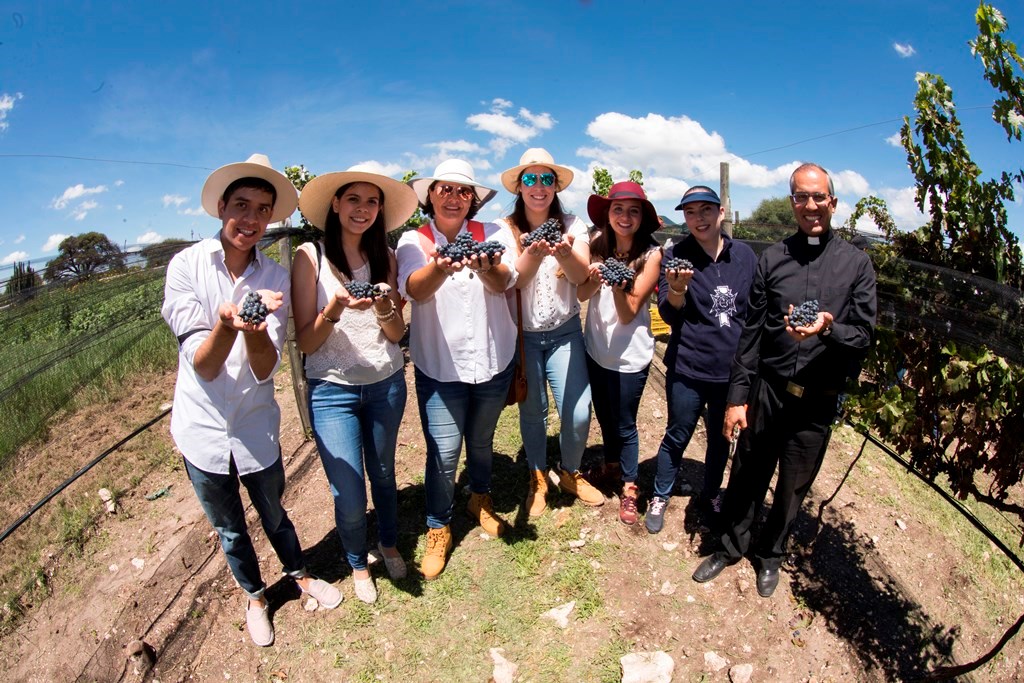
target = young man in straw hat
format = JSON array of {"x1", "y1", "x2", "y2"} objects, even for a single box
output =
[{"x1": 162, "y1": 153, "x2": 342, "y2": 647}]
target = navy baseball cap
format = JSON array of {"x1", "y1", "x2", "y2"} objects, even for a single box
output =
[{"x1": 675, "y1": 188, "x2": 721, "y2": 210}]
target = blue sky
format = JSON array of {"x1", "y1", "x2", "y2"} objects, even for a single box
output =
[{"x1": 1, "y1": 1, "x2": 1021, "y2": 272}]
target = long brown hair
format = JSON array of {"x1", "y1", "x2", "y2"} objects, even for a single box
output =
[
  {"x1": 323, "y1": 182, "x2": 391, "y2": 282},
  {"x1": 589, "y1": 214, "x2": 660, "y2": 271}
]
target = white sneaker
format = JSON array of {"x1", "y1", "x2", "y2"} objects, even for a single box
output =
[
  {"x1": 301, "y1": 578, "x2": 343, "y2": 609},
  {"x1": 377, "y1": 543, "x2": 407, "y2": 580},
  {"x1": 245, "y1": 601, "x2": 274, "y2": 647},
  {"x1": 353, "y1": 576, "x2": 378, "y2": 604}
]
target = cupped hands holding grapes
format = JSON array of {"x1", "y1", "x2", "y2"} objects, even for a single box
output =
[
  {"x1": 220, "y1": 289, "x2": 283, "y2": 332},
  {"x1": 784, "y1": 299, "x2": 834, "y2": 341}
]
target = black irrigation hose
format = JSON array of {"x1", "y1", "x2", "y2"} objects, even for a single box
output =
[
  {"x1": 848, "y1": 420, "x2": 1024, "y2": 575},
  {"x1": 0, "y1": 408, "x2": 171, "y2": 545}
]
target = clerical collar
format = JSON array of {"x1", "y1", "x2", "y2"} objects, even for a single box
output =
[{"x1": 807, "y1": 237, "x2": 820, "y2": 246}]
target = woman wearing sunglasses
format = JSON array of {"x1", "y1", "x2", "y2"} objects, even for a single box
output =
[
  {"x1": 577, "y1": 181, "x2": 663, "y2": 525},
  {"x1": 497, "y1": 148, "x2": 603, "y2": 517},
  {"x1": 397, "y1": 159, "x2": 518, "y2": 580},
  {"x1": 292, "y1": 166, "x2": 419, "y2": 603}
]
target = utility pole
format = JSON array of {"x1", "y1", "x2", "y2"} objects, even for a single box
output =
[{"x1": 720, "y1": 162, "x2": 733, "y2": 237}]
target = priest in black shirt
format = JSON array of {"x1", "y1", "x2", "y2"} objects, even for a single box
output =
[{"x1": 692, "y1": 163, "x2": 877, "y2": 598}]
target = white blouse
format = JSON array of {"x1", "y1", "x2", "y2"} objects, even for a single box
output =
[
  {"x1": 499, "y1": 214, "x2": 590, "y2": 333},
  {"x1": 298, "y1": 242, "x2": 404, "y2": 385},
  {"x1": 584, "y1": 249, "x2": 658, "y2": 373},
  {"x1": 396, "y1": 220, "x2": 518, "y2": 383}
]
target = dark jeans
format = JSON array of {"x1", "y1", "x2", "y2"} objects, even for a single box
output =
[
  {"x1": 415, "y1": 361, "x2": 514, "y2": 529},
  {"x1": 586, "y1": 354, "x2": 650, "y2": 482},
  {"x1": 717, "y1": 378, "x2": 838, "y2": 570},
  {"x1": 652, "y1": 372, "x2": 729, "y2": 499},
  {"x1": 184, "y1": 455, "x2": 307, "y2": 599}
]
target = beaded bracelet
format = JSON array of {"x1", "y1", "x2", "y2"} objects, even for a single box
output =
[
  {"x1": 375, "y1": 302, "x2": 398, "y2": 324},
  {"x1": 319, "y1": 306, "x2": 340, "y2": 324},
  {"x1": 668, "y1": 285, "x2": 688, "y2": 296}
]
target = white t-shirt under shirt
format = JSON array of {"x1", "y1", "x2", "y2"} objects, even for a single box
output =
[
  {"x1": 584, "y1": 248, "x2": 658, "y2": 373},
  {"x1": 396, "y1": 220, "x2": 518, "y2": 384},
  {"x1": 497, "y1": 214, "x2": 590, "y2": 333},
  {"x1": 297, "y1": 241, "x2": 404, "y2": 386}
]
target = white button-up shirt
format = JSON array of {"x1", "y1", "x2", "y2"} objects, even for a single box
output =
[
  {"x1": 397, "y1": 220, "x2": 517, "y2": 383},
  {"x1": 161, "y1": 235, "x2": 290, "y2": 475}
]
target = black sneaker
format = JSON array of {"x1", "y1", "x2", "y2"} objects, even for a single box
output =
[{"x1": 645, "y1": 495, "x2": 669, "y2": 534}]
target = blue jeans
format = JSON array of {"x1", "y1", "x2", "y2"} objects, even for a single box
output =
[
  {"x1": 308, "y1": 370, "x2": 407, "y2": 571},
  {"x1": 586, "y1": 355, "x2": 650, "y2": 483},
  {"x1": 520, "y1": 316, "x2": 592, "y2": 472},
  {"x1": 415, "y1": 361, "x2": 514, "y2": 528},
  {"x1": 652, "y1": 372, "x2": 730, "y2": 498},
  {"x1": 184, "y1": 456, "x2": 306, "y2": 600}
]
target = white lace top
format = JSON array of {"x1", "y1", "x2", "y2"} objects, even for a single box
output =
[{"x1": 298, "y1": 242, "x2": 404, "y2": 386}]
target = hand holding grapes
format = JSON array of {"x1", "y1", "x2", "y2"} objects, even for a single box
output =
[
  {"x1": 664, "y1": 257, "x2": 695, "y2": 293},
  {"x1": 220, "y1": 290, "x2": 283, "y2": 333},
  {"x1": 784, "y1": 300, "x2": 833, "y2": 341}
]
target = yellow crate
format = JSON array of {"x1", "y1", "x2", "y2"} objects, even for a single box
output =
[{"x1": 650, "y1": 304, "x2": 670, "y2": 336}]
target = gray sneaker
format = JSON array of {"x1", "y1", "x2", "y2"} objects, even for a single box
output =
[
  {"x1": 245, "y1": 601, "x2": 274, "y2": 647},
  {"x1": 645, "y1": 496, "x2": 669, "y2": 534}
]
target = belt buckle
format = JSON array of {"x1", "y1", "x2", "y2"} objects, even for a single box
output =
[{"x1": 786, "y1": 381, "x2": 805, "y2": 398}]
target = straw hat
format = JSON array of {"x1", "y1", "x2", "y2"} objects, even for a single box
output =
[
  {"x1": 201, "y1": 153, "x2": 298, "y2": 223},
  {"x1": 298, "y1": 165, "x2": 419, "y2": 232},
  {"x1": 408, "y1": 159, "x2": 497, "y2": 207},
  {"x1": 500, "y1": 148, "x2": 574, "y2": 193}
]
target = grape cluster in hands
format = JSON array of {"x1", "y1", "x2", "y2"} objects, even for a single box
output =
[
  {"x1": 436, "y1": 232, "x2": 505, "y2": 261},
  {"x1": 788, "y1": 299, "x2": 820, "y2": 328},
  {"x1": 239, "y1": 291, "x2": 269, "y2": 325},
  {"x1": 522, "y1": 218, "x2": 563, "y2": 246},
  {"x1": 343, "y1": 281, "x2": 385, "y2": 299},
  {"x1": 664, "y1": 257, "x2": 694, "y2": 271},
  {"x1": 598, "y1": 257, "x2": 636, "y2": 292}
]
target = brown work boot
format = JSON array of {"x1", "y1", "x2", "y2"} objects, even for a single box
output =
[
  {"x1": 420, "y1": 526, "x2": 452, "y2": 580},
  {"x1": 526, "y1": 469, "x2": 549, "y2": 517},
  {"x1": 467, "y1": 492, "x2": 507, "y2": 537},
  {"x1": 619, "y1": 483, "x2": 639, "y2": 525},
  {"x1": 557, "y1": 468, "x2": 605, "y2": 507}
]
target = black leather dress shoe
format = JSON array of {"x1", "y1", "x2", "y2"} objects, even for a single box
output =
[
  {"x1": 756, "y1": 567, "x2": 780, "y2": 597},
  {"x1": 692, "y1": 555, "x2": 732, "y2": 583}
]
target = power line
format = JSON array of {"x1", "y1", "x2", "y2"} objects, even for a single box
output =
[{"x1": 0, "y1": 154, "x2": 213, "y2": 171}]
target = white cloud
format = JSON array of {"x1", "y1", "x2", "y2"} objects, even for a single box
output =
[
  {"x1": 894, "y1": 42, "x2": 916, "y2": 58},
  {"x1": 465, "y1": 99, "x2": 558, "y2": 160},
  {"x1": 114, "y1": 179, "x2": 125, "y2": 187},
  {"x1": 43, "y1": 234, "x2": 69, "y2": 252},
  {"x1": 885, "y1": 132, "x2": 902, "y2": 147},
  {"x1": 72, "y1": 200, "x2": 98, "y2": 221},
  {"x1": 577, "y1": 112, "x2": 796, "y2": 188},
  {"x1": 52, "y1": 183, "x2": 108, "y2": 210},
  {"x1": 831, "y1": 170, "x2": 871, "y2": 197},
  {"x1": 136, "y1": 231, "x2": 163, "y2": 244},
  {"x1": 1, "y1": 250, "x2": 28, "y2": 265},
  {"x1": 162, "y1": 194, "x2": 189, "y2": 208},
  {"x1": 14, "y1": 234, "x2": 25, "y2": 244},
  {"x1": 425, "y1": 140, "x2": 490, "y2": 157},
  {"x1": 350, "y1": 159, "x2": 405, "y2": 177},
  {"x1": 0, "y1": 92, "x2": 23, "y2": 132},
  {"x1": 879, "y1": 186, "x2": 928, "y2": 230},
  {"x1": 179, "y1": 206, "x2": 205, "y2": 216}
]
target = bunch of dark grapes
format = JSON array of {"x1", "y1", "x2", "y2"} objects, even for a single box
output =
[
  {"x1": 239, "y1": 291, "x2": 269, "y2": 324},
  {"x1": 436, "y1": 232, "x2": 504, "y2": 261},
  {"x1": 664, "y1": 257, "x2": 694, "y2": 271},
  {"x1": 522, "y1": 218, "x2": 563, "y2": 246},
  {"x1": 598, "y1": 257, "x2": 636, "y2": 291},
  {"x1": 344, "y1": 281, "x2": 384, "y2": 299},
  {"x1": 788, "y1": 299, "x2": 819, "y2": 328}
]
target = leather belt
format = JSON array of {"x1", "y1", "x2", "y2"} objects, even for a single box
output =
[{"x1": 783, "y1": 380, "x2": 837, "y2": 399}]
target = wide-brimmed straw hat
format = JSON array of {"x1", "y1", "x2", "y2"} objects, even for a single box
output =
[
  {"x1": 201, "y1": 153, "x2": 298, "y2": 223},
  {"x1": 408, "y1": 159, "x2": 497, "y2": 207},
  {"x1": 500, "y1": 148, "x2": 574, "y2": 193},
  {"x1": 587, "y1": 181, "x2": 660, "y2": 235},
  {"x1": 298, "y1": 165, "x2": 419, "y2": 232}
]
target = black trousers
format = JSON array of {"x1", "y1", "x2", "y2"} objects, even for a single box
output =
[{"x1": 717, "y1": 376, "x2": 838, "y2": 570}]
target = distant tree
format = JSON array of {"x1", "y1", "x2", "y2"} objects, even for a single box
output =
[
  {"x1": 591, "y1": 167, "x2": 644, "y2": 197},
  {"x1": 746, "y1": 196, "x2": 797, "y2": 227},
  {"x1": 44, "y1": 232, "x2": 125, "y2": 282},
  {"x1": 388, "y1": 170, "x2": 427, "y2": 248},
  {"x1": 4, "y1": 261, "x2": 42, "y2": 296},
  {"x1": 140, "y1": 238, "x2": 192, "y2": 269},
  {"x1": 285, "y1": 165, "x2": 318, "y2": 232}
]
